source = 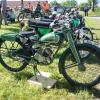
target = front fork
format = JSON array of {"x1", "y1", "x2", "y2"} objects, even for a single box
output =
[{"x1": 66, "y1": 30, "x2": 85, "y2": 71}]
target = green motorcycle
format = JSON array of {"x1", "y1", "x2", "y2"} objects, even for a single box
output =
[
  {"x1": 0, "y1": 19, "x2": 99, "y2": 88},
  {"x1": 27, "y1": 18, "x2": 93, "y2": 41}
]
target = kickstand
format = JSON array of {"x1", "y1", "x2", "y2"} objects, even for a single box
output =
[{"x1": 32, "y1": 65, "x2": 42, "y2": 81}]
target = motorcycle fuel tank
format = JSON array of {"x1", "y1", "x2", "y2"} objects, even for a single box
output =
[{"x1": 40, "y1": 32, "x2": 60, "y2": 43}]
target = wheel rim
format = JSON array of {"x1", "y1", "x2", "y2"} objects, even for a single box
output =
[
  {"x1": 0, "y1": 41, "x2": 26, "y2": 69},
  {"x1": 63, "y1": 48, "x2": 100, "y2": 84},
  {"x1": 19, "y1": 14, "x2": 24, "y2": 21}
]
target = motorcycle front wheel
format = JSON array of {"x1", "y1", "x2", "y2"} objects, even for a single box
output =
[{"x1": 59, "y1": 43, "x2": 100, "y2": 88}]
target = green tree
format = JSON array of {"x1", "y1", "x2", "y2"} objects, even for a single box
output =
[
  {"x1": 21, "y1": 0, "x2": 24, "y2": 9},
  {"x1": 50, "y1": 0, "x2": 61, "y2": 7},
  {"x1": 88, "y1": 0, "x2": 99, "y2": 12},
  {"x1": 79, "y1": 3, "x2": 86, "y2": 11},
  {"x1": 62, "y1": 0, "x2": 77, "y2": 7},
  {"x1": 2, "y1": 0, "x2": 7, "y2": 25},
  {"x1": 88, "y1": 0, "x2": 92, "y2": 8},
  {"x1": 50, "y1": 0, "x2": 57, "y2": 6},
  {"x1": 0, "y1": 2, "x2": 2, "y2": 28}
]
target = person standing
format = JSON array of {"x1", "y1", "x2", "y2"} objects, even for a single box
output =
[
  {"x1": 84, "y1": 4, "x2": 89, "y2": 16},
  {"x1": 54, "y1": 3, "x2": 58, "y2": 12},
  {"x1": 27, "y1": 2, "x2": 33, "y2": 11},
  {"x1": 42, "y1": 1, "x2": 50, "y2": 16},
  {"x1": 35, "y1": 2, "x2": 42, "y2": 13}
]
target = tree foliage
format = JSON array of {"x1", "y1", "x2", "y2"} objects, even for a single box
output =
[
  {"x1": 2, "y1": 0, "x2": 7, "y2": 25},
  {"x1": 62, "y1": 0, "x2": 78, "y2": 7},
  {"x1": 79, "y1": 3, "x2": 86, "y2": 11},
  {"x1": 0, "y1": 2, "x2": 2, "y2": 28},
  {"x1": 21, "y1": 0, "x2": 24, "y2": 9},
  {"x1": 88, "y1": 0, "x2": 92, "y2": 7},
  {"x1": 50, "y1": 0, "x2": 61, "y2": 7},
  {"x1": 88, "y1": 0, "x2": 100, "y2": 11}
]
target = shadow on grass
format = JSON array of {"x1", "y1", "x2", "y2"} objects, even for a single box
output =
[
  {"x1": 69, "y1": 85, "x2": 100, "y2": 99},
  {"x1": 91, "y1": 86, "x2": 100, "y2": 99},
  {"x1": 2, "y1": 27, "x2": 19, "y2": 33},
  {"x1": 55, "y1": 80, "x2": 71, "y2": 90},
  {"x1": 1, "y1": 24, "x2": 19, "y2": 33},
  {"x1": 56, "y1": 80, "x2": 100, "y2": 99},
  {"x1": 91, "y1": 28, "x2": 100, "y2": 30},
  {"x1": 13, "y1": 71, "x2": 33, "y2": 80}
]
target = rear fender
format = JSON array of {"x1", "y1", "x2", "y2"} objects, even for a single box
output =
[{"x1": 0, "y1": 33, "x2": 18, "y2": 41}]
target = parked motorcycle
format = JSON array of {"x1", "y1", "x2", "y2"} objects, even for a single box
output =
[
  {"x1": 18, "y1": 8, "x2": 43, "y2": 22},
  {"x1": 0, "y1": 19, "x2": 100, "y2": 88},
  {"x1": 27, "y1": 14, "x2": 93, "y2": 41}
]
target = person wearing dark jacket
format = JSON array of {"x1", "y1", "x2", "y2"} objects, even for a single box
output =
[
  {"x1": 35, "y1": 2, "x2": 42, "y2": 13},
  {"x1": 84, "y1": 4, "x2": 89, "y2": 16}
]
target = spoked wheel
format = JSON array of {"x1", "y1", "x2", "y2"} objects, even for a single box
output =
[
  {"x1": 0, "y1": 40, "x2": 29, "y2": 72},
  {"x1": 59, "y1": 43, "x2": 100, "y2": 87},
  {"x1": 18, "y1": 13, "x2": 24, "y2": 22}
]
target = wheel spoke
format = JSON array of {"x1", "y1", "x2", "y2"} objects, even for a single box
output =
[
  {"x1": 65, "y1": 63, "x2": 78, "y2": 69},
  {"x1": 0, "y1": 40, "x2": 28, "y2": 71}
]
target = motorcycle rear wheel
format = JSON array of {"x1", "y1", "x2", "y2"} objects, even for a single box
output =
[
  {"x1": 0, "y1": 40, "x2": 29, "y2": 72},
  {"x1": 18, "y1": 13, "x2": 24, "y2": 22}
]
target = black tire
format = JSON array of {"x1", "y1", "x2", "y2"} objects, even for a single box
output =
[
  {"x1": 18, "y1": 13, "x2": 24, "y2": 22},
  {"x1": 0, "y1": 40, "x2": 29, "y2": 72},
  {"x1": 59, "y1": 43, "x2": 100, "y2": 88}
]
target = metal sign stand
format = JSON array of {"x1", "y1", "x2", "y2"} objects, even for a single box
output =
[
  {"x1": 96, "y1": 83, "x2": 100, "y2": 89},
  {"x1": 28, "y1": 65, "x2": 57, "y2": 89}
]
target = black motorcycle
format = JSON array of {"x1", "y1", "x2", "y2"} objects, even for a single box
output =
[{"x1": 18, "y1": 8, "x2": 43, "y2": 22}]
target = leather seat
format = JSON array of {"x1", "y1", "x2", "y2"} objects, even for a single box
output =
[
  {"x1": 28, "y1": 19, "x2": 51, "y2": 28},
  {"x1": 40, "y1": 18, "x2": 53, "y2": 22}
]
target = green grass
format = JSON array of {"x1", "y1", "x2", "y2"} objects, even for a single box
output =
[
  {"x1": 0, "y1": 23, "x2": 19, "y2": 35},
  {"x1": 85, "y1": 18, "x2": 100, "y2": 41},
  {"x1": 88, "y1": 8, "x2": 100, "y2": 17},
  {"x1": 0, "y1": 19, "x2": 100, "y2": 100}
]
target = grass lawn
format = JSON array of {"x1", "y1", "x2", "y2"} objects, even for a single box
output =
[
  {"x1": 88, "y1": 8, "x2": 100, "y2": 17},
  {"x1": 0, "y1": 19, "x2": 100, "y2": 100}
]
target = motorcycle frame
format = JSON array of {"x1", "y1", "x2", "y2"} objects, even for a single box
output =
[{"x1": 0, "y1": 28, "x2": 81, "y2": 66}]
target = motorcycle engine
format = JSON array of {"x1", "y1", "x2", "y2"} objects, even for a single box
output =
[{"x1": 33, "y1": 47, "x2": 53, "y2": 65}]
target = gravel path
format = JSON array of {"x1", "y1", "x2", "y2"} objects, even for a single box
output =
[{"x1": 84, "y1": 17, "x2": 100, "y2": 20}]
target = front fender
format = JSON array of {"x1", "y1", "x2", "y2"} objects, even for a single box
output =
[{"x1": 0, "y1": 33, "x2": 18, "y2": 41}]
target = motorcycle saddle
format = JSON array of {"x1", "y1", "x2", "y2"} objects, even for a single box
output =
[
  {"x1": 28, "y1": 19, "x2": 51, "y2": 28},
  {"x1": 40, "y1": 18, "x2": 53, "y2": 22}
]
